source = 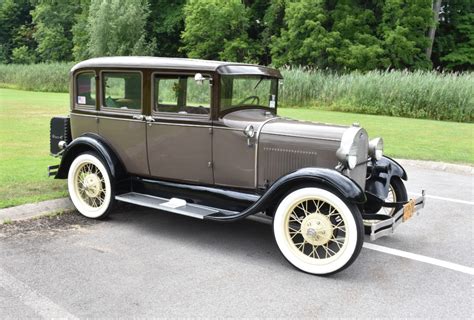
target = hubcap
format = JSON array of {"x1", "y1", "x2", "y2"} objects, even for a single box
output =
[
  {"x1": 75, "y1": 163, "x2": 106, "y2": 208},
  {"x1": 83, "y1": 173, "x2": 102, "y2": 198},
  {"x1": 301, "y1": 213, "x2": 334, "y2": 246},
  {"x1": 285, "y1": 198, "x2": 347, "y2": 260}
]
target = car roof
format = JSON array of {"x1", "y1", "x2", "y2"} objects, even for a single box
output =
[{"x1": 71, "y1": 56, "x2": 282, "y2": 78}]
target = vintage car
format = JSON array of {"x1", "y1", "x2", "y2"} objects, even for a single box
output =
[{"x1": 48, "y1": 57, "x2": 425, "y2": 275}]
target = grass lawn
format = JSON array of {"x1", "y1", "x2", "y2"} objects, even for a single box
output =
[
  {"x1": 0, "y1": 88, "x2": 472, "y2": 208},
  {"x1": 279, "y1": 108, "x2": 473, "y2": 164}
]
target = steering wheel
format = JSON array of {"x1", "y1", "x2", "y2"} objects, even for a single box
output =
[{"x1": 237, "y1": 95, "x2": 260, "y2": 106}]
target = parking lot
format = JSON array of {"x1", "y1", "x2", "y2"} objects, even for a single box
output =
[{"x1": 0, "y1": 164, "x2": 472, "y2": 318}]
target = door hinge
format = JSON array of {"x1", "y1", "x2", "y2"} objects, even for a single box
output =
[{"x1": 207, "y1": 161, "x2": 213, "y2": 168}]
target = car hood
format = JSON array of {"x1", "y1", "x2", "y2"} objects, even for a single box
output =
[{"x1": 221, "y1": 109, "x2": 348, "y2": 141}]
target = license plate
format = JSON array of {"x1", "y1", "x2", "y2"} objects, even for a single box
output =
[{"x1": 403, "y1": 199, "x2": 416, "y2": 222}]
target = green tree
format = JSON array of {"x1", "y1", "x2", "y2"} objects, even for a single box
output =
[
  {"x1": 379, "y1": 0, "x2": 433, "y2": 69},
  {"x1": 147, "y1": 0, "x2": 186, "y2": 57},
  {"x1": 0, "y1": 0, "x2": 35, "y2": 63},
  {"x1": 432, "y1": 0, "x2": 473, "y2": 70},
  {"x1": 261, "y1": 0, "x2": 286, "y2": 64},
  {"x1": 11, "y1": 45, "x2": 36, "y2": 64},
  {"x1": 87, "y1": 0, "x2": 155, "y2": 57},
  {"x1": 271, "y1": 0, "x2": 385, "y2": 71},
  {"x1": 72, "y1": 0, "x2": 91, "y2": 61},
  {"x1": 181, "y1": 0, "x2": 259, "y2": 62},
  {"x1": 31, "y1": 0, "x2": 80, "y2": 62}
]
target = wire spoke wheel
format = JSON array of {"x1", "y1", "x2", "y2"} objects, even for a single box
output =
[
  {"x1": 68, "y1": 152, "x2": 114, "y2": 219},
  {"x1": 285, "y1": 198, "x2": 348, "y2": 262},
  {"x1": 75, "y1": 162, "x2": 106, "y2": 208},
  {"x1": 273, "y1": 187, "x2": 363, "y2": 275}
]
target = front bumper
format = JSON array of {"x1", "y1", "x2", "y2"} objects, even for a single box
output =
[{"x1": 367, "y1": 190, "x2": 426, "y2": 241}]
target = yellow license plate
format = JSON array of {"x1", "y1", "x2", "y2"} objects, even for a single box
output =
[{"x1": 403, "y1": 199, "x2": 416, "y2": 222}]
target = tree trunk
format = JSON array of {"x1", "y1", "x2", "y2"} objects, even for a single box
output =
[{"x1": 426, "y1": 0, "x2": 443, "y2": 59}]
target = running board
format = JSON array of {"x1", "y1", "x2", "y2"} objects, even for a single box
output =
[{"x1": 115, "y1": 192, "x2": 237, "y2": 219}]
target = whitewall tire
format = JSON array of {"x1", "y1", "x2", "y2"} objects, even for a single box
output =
[
  {"x1": 273, "y1": 187, "x2": 363, "y2": 275},
  {"x1": 68, "y1": 152, "x2": 114, "y2": 219}
]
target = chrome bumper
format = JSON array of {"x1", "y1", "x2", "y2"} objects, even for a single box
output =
[{"x1": 368, "y1": 190, "x2": 426, "y2": 241}]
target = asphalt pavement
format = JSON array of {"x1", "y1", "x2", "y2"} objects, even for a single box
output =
[{"x1": 0, "y1": 164, "x2": 472, "y2": 318}]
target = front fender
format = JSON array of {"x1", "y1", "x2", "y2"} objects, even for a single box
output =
[
  {"x1": 205, "y1": 167, "x2": 365, "y2": 222},
  {"x1": 365, "y1": 156, "x2": 407, "y2": 203},
  {"x1": 55, "y1": 133, "x2": 126, "y2": 180}
]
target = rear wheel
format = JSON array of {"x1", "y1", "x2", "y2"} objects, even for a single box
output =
[
  {"x1": 273, "y1": 187, "x2": 364, "y2": 275},
  {"x1": 68, "y1": 152, "x2": 115, "y2": 219}
]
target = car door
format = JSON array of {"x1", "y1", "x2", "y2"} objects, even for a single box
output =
[
  {"x1": 146, "y1": 73, "x2": 213, "y2": 184},
  {"x1": 97, "y1": 70, "x2": 148, "y2": 176}
]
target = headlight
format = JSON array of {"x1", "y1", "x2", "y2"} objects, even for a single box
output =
[
  {"x1": 336, "y1": 126, "x2": 361, "y2": 170},
  {"x1": 368, "y1": 137, "x2": 383, "y2": 160}
]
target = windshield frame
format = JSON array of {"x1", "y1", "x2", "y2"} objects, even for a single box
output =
[{"x1": 218, "y1": 74, "x2": 279, "y2": 117}]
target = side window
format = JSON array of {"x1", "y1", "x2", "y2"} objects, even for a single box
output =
[
  {"x1": 154, "y1": 75, "x2": 210, "y2": 115},
  {"x1": 103, "y1": 72, "x2": 141, "y2": 110},
  {"x1": 76, "y1": 72, "x2": 96, "y2": 107}
]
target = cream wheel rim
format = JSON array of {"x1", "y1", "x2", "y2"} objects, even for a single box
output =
[
  {"x1": 284, "y1": 197, "x2": 348, "y2": 262},
  {"x1": 74, "y1": 162, "x2": 106, "y2": 209}
]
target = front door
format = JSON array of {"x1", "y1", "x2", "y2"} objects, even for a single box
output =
[
  {"x1": 97, "y1": 70, "x2": 148, "y2": 176},
  {"x1": 146, "y1": 73, "x2": 213, "y2": 184}
]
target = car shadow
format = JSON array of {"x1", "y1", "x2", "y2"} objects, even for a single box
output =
[{"x1": 107, "y1": 203, "x2": 284, "y2": 265}]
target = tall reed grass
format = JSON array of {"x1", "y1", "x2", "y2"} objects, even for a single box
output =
[
  {"x1": 0, "y1": 63, "x2": 72, "y2": 92},
  {"x1": 0, "y1": 63, "x2": 472, "y2": 122},
  {"x1": 280, "y1": 67, "x2": 473, "y2": 122}
]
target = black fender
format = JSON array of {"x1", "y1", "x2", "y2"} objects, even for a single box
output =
[
  {"x1": 379, "y1": 156, "x2": 407, "y2": 180},
  {"x1": 364, "y1": 156, "x2": 407, "y2": 213},
  {"x1": 55, "y1": 133, "x2": 127, "y2": 180},
  {"x1": 205, "y1": 167, "x2": 366, "y2": 222}
]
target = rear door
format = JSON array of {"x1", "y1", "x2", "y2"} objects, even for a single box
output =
[
  {"x1": 146, "y1": 73, "x2": 213, "y2": 184},
  {"x1": 97, "y1": 70, "x2": 148, "y2": 176}
]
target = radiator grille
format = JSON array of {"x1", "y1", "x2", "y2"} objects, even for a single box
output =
[{"x1": 262, "y1": 147, "x2": 318, "y2": 183}]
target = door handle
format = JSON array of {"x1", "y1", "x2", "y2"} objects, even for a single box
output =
[
  {"x1": 145, "y1": 116, "x2": 155, "y2": 122},
  {"x1": 132, "y1": 115, "x2": 145, "y2": 120}
]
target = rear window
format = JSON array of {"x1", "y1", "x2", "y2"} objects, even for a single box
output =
[
  {"x1": 76, "y1": 72, "x2": 96, "y2": 107},
  {"x1": 102, "y1": 72, "x2": 142, "y2": 110}
]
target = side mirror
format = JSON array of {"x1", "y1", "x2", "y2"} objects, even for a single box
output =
[{"x1": 194, "y1": 73, "x2": 206, "y2": 85}]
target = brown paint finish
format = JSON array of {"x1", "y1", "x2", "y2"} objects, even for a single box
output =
[
  {"x1": 98, "y1": 116, "x2": 148, "y2": 176},
  {"x1": 68, "y1": 57, "x2": 371, "y2": 192},
  {"x1": 147, "y1": 121, "x2": 213, "y2": 184}
]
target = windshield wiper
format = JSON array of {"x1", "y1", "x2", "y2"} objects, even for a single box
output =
[{"x1": 253, "y1": 77, "x2": 263, "y2": 90}]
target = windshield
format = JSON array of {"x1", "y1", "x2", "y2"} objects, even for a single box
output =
[{"x1": 220, "y1": 75, "x2": 278, "y2": 113}]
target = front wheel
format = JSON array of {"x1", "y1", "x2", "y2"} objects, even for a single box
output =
[
  {"x1": 68, "y1": 152, "x2": 115, "y2": 219},
  {"x1": 364, "y1": 177, "x2": 408, "y2": 234},
  {"x1": 273, "y1": 187, "x2": 364, "y2": 275}
]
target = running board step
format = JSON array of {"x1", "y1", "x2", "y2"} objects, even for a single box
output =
[{"x1": 115, "y1": 192, "x2": 234, "y2": 219}]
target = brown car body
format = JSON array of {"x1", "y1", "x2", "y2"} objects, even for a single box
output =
[{"x1": 48, "y1": 57, "x2": 425, "y2": 275}]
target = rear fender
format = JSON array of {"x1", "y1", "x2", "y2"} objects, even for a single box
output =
[{"x1": 55, "y1": 133, "x2": 126, "y2": 180}]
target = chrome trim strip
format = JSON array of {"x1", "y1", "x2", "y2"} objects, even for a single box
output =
[
  {"x1": 72, "y1": 113, "x2": 211, "y2": 127},
  {"x1": 254, "y1": 116, "x2": 281, "y2": 187},
  {"x1": 264, "y1": 131, "x2": 341, "y2": 142},
  {"x1": 148, "y1": 121, "x2": 211, "y2": 128},
  {"x1": 71, "y1": 113, "x2": 144, "y2": 123}
]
